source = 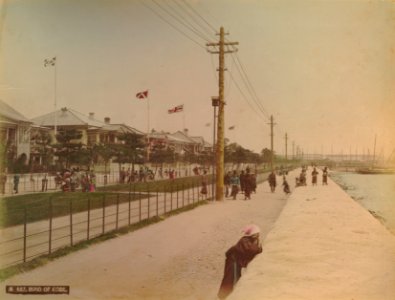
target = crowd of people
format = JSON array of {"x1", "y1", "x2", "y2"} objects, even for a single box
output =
[
  {"x1": 223, "y1": 168, "x2": 257, "y2": 200},
  {"x1": 55, "y1": 169, "x2": 96, "y2": 192},
  {"x1": 296, "y1": 165, "x2": 329, "y2": 187}
]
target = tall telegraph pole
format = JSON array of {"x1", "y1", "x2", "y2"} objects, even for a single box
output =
[
  {"x1": 285, "y1": 133, "x2": 288, "y2": 161},
  {"x1": 207, "y1": 27, "x2": 238, "y2": 201},
  {"x1": 268, "y1": 115, "x2": 276, "y2": 170}
]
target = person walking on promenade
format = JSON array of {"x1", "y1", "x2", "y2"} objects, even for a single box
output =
[
  {"x1": 322, "y1": 166, "x2": 328, "y2": 185},
  {"x1": 200, "y1": 170, "x2": 208, "y2": 196},
  {"x1": 230, "y1": 171, "x2": 240, "y2": 200},
  {"x1": 311, "y1": 167, "x2": 319, "y2": 186},
  {"x1": 239, "y1": 170, "x2": 246, "y2": 195},
  {"x1": 13, "y1": 174, "x2": 20, "y2": 194},
  {"x1": 282, "y1": 175, "x2": 291, "y2": 194},
  {"x1": 0, "y1": 172, "x2": 7, "y2": 194},
  {"x1": 268, "y1": 171, "x2": 276, "y2": 192},
  {"x1": 41, "y1": 174, "x2": 48, "y2": 192},
  {"x1": 217, "y1": 224, "x2": 263, "y2": 299},
  {"x1": 224, "y1": 171, "x2": 231, "y2": 198},
  {"x1": 243, "y1": 168, "x2": 253, "y2": 200}
]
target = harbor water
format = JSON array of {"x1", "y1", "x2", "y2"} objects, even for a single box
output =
[{"x1": 330, "y1": 171, "x2": 395, "y2": 235}]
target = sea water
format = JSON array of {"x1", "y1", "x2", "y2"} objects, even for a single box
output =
[{"x1": 330, "y1": 172, "x2": 395, "y2": 235}]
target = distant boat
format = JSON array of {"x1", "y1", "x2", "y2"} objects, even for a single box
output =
[
  {"x1": 356, "y1": 135, "x2": 395, "y2": 174},
  {"x1": 356, "y1": 168, "x2": 395, "y2": 174}
]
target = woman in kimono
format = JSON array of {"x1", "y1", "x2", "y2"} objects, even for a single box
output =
[{"x1": 218, "y1": 224, "x2": 263, "y2": 299}]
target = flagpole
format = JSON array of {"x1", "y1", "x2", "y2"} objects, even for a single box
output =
[
  {"x1": 147, "y1": 92, "x2": 150, "y2": 162},
  {"x1": 54, "y1": 57, "x2": 57, "y2": 136},
  {"x1": 182, "y1": 107, "x2": 185, "y2": 130},
  {"x1": 44, "y1": 56, "x2": 57, "y2": 135}
]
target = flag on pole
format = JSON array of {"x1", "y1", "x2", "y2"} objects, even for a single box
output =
[
  {"x1": 44, "y1": 57, "x2": 56, "y2": 67},
  {"x1": 168, "y1": 104, "x2": 183, "y2": 114},
  {"x1": 136, "y1": 90, "x2": 148, "y2": 99},
  {"x1": 228, "y1": 125, "x2": 235, "y2": 130}
]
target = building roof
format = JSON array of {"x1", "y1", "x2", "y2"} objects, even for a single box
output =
[
  {"x1": 31, "y1": 107, "x2": 144, "y2": 135},
  {"x1": 0, "y1": 99, "x2": 31, "y2": 123},
  {"x1": 189, "y1": 136, "x2": 212, "y2": 148},
  {"x1": 31, "y1": 107, "x2": 105, "y2": 128},
  {"x1": 101, "y1": 123, "x2": 145, "y2": 135},
  {"x1": 149, "y1": 131, "x2": 187, "y2": 144},
  {"x1": 171, "y1": 131, "x2": 197, "y2": 144}
]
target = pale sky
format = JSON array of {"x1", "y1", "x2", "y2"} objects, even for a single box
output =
[{"x1": 1, "y1": 0, "x2": 394, "y2": 157}]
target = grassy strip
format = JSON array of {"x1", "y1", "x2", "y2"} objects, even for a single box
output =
[
  {"x1": 99, "y1": 174, "x2": 209, "y2": 193},
  {"x1": 0, "y1": 175, "x2": 207, "y2": 228},
  {"x1": 0, "y1": 192, "x2": 149, "y2": 228},
  {"x1": 0, "y1": 199, "x2": 209, "y2": 282}
]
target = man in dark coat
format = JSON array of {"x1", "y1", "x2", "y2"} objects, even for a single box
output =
[
  {"x1": 268, "y1": 171, "x2": 276, "y2": 192},
  {"x1": 218, "y1": 224, "x2": 263, "y2": 299},
  {"x1": 239, "y1": 170, "x2": 246, "y2": 194},
  {"x1": 243, "y1": 168, "x2": 253, "y2": 200}
]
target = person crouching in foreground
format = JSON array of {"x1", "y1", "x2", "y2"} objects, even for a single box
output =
[{"x1": 217, "y1": 224, "x2": 263, "y2": 299}]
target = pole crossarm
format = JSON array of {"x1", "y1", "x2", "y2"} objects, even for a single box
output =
[
  {"x1": 206, "y1": 42, "x2": 239, "y2": 46},
  {"x1": 207, "y1": 50, "x2": 238, "y2": 54}
]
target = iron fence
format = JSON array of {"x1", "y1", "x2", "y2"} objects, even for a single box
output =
[
  {"x1": 0, "y1": 181, "x2": 214, "y2": 269},
  {"x1": 0, "y1": 171, "x2": 268, "y2": 269}
]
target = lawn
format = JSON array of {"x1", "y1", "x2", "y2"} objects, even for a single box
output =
[{"x1": 0, "y1": 175, "x2": 209, "y2": 228}]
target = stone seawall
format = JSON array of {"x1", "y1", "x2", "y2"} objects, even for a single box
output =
[{"x1": 229, "y1": 177, "x2": 395, "y2": 300}]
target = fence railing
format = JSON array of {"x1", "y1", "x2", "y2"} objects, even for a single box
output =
[
  {"x1": 0, "y1": 171, "x2": 268, "y2": 269},
  {"x1": 0, "y1": 181, "x2": 214, "y2": 269},
  {"x1": 0, "y1": 166, "x2": 215, "y2": 195}
]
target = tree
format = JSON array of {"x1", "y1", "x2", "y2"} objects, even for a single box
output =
[
  {"x1": 30, "y1": 131, "x2": 53, "y2": 171},
  {"x1": 53, "y1": 129, "x2": 85, "y2": 169},
  {"x1": 150, "y1": 143, "x2": 176, "y2": 166},
  {"x1": 261, "y1": 148, "x2": 274, "y2": 164},
  {"x1": 113, "y1": 132, "x2": 146, "y2": 172},
  {"x1": 92, "y1": 143, "x2": 115, "y2": 174}
]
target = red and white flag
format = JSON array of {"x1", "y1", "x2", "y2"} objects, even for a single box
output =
[
  {"x1": 136, "y1": 90, "x2": 148, "y2": 99},
  {"x1": 168, "y1": 104, "x2": 183, "y2": 114}
]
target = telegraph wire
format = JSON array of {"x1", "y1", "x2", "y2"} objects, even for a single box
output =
[
  {"x1": 233, "y1": 52, "x2": 270, "y2": 119},
  {"x1": 173, "y1": 0, "x2": 215, "y2": 38},
  {"x1": 229, "y1": 53, "x2": 270, "y2": 121},
  {"x1": 180, "y1": 0, "x2": 218, "y2": 33},
  {"x1": 140, "y1": 1, "x2": 206, "y2": 50},
  {"x1": 151, "y1": 0, "x2": 212, "y2": 43},
  {"x1": 227, "y1": 70, "x2": 268, "y2": 123}
]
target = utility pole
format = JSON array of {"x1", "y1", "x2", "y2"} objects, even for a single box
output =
[
  {"x1": 268, "y1": 115, "x2": 276, "y2": 170},
  {"x1": 207, "y1": 27, "x2": 238, "y2": 201},
  {"x1": 285, "y1": 133, "x2": 288, "y2": 161},
  {"x1": 292, "y1": 141, "x2": 295, "y2": 160}
]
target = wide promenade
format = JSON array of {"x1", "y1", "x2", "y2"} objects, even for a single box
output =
[
  {"x1": 2, "y1": 169, "x2": 393, "y2": 299},
  {"x1": 230, "y1": 172, "x2": 395, "y2": 300}
]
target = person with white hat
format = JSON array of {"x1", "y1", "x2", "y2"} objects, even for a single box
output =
[{"x1": 217, "y1": 224, "x2": 263, "y2": 299}]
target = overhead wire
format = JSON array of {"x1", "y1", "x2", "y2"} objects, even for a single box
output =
[
  {"x1": 229, "y1": 53, "x2": 270, "y2": 121},
  {"x1": 233, "y1": 52, "x2": 271, "y2": 119},
  {"x1": 140, "y1": 1, "x2": 206, "y2": 50},
  {"x1": 173, "y1": 0, "x2": 216, "y2": 38},
  {"x1": 153, "y1": 0, "x2": 213, "y2": 43},
  {"x1": 227, "y1": 70, "x2": 268, "y2": 123},
  {"x1": 180, "y1": 0, "x2": 218, "y2": 33}
]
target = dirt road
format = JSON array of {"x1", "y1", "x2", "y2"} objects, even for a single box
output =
[{"x1": 1, "y1": 171, "x2": 295, "y2": 300}]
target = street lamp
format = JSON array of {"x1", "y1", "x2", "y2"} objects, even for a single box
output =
[
  {"x1": 211, "y1": 96, "x2": 219, "y2": 200},
  {"x1": 44, "y1": 56, "x2": 57, "y2": 135}
]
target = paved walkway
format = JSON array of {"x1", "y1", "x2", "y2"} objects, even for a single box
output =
[
  {"x1": 230, "y1": 173, "x2": 395, "y2": 300},
  {"x1": 0, "y1": 169, "x2": 295, "y2": 299},
  {"x1": 0, "y1": 185, "x2": 213, "y2": 268}
]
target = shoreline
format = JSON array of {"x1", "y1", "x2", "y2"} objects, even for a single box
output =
[
  {"x1": 330, "y1": 171, "x2": 394, "y2": 236},
  {"x1": 229, "y1": 174, "x2": 395, "y2": 300}
]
